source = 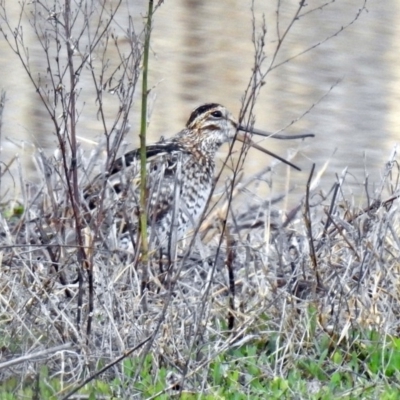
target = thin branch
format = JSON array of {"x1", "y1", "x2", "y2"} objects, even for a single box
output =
[{"x1": 0, "y1": 343, "x2": 73, "y2": 370}]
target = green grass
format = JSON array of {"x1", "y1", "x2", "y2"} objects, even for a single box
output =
[{"x1": 2, "y1": 330, "x2": 400, "y2": 399}]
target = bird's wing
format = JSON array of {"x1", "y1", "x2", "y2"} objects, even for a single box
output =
[
  {"x1": 109, "y1": 141, "x2": 183, "y2": 175},
  {"x1": 84, "y1": 141, "x2": 188, "y2": 229}
]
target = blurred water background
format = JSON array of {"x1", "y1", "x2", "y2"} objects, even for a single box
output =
[{"x1": 0, "y1": 0, "x2": 397, "y2": 209}]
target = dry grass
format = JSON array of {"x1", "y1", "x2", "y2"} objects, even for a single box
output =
[
  {"x1": 1, "y1": 141, "x2": 400, "y2": 397},
  {"x1": 0, "y1": 1, "x2": 381, "y2": 397}
]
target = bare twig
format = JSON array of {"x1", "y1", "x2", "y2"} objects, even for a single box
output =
[
  {"x1": 0, "y1": 343, "x2": 73, "y2": 370},
  {"x1": 303, "y1": 163, "x2": 321, "y2": 288}
]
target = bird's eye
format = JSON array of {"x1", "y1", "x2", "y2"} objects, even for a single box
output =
[{"x1": 211, "y1": 110, "x2": 223, "y2": 118}]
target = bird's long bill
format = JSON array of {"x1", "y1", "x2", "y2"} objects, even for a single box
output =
[
  {"x1": 237, "y1": 125, "x2": 304, "y2": 171},
  {"x1": 238, "y1": 125, "x2": 315, "y2": 141}
]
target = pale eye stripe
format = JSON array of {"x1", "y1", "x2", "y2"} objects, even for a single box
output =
[{"x1": 201, "y1": 123, "x2": 221, "y2": 131}]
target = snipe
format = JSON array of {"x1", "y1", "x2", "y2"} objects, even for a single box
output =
[{"x1": 85, "y1": 103, "x2": 312, "y2": 252}]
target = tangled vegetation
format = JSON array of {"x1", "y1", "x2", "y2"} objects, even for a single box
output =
[{"x1": 3, "y1": 1, "x2": 399, "y2": 400}]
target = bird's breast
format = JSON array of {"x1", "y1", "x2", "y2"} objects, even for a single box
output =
[{"x1": 179, "y1": 156, "x2": 214, "y2": 224}]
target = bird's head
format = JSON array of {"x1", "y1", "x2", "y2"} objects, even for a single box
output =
[
  {"x1": 177, "y1": 103, "x2": 312, "y2": 170},
  {"x1": 182, "y1": 103, "x2": 239, "y2": 156}
]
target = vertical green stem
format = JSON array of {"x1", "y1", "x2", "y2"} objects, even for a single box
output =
[{"x1": 139, "y1": 0, "x2": 154, "y2": 262}]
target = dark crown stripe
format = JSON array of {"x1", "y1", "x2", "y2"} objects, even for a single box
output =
[{"x1": 186, "y1": 103, "x2": 221, "y2": 126}]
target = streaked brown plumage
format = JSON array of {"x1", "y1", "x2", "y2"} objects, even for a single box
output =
[{"x1": 85, "y1": 103, "x2": 309, "y2": 252}]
